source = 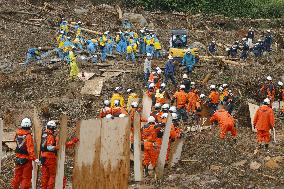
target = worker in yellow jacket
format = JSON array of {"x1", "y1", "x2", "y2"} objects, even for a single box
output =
[
  {"x1": 69, "y1": 51, "x2": 79, "y2": 80},
  {"x1": 110, "y1": 87, "x2": 125, "y2": 108},
  {"x1": 126, "y1": 42, "x2": 135, "y2": 63},
  {"x1": 154, "y1": 39, "x2": 162, "y2": 59},
  {"x1": 126, "y1": 89, "x2": 139, "y2": 111}
]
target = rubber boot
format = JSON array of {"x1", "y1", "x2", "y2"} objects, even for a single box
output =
[{"x1": 144, "y1": 165, "x2": 149, "y2": 177}]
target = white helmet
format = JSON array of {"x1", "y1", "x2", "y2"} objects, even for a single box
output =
[
  {"x1": 267, "y1": 29, "x2": 271, "y2": 33},
  {"x1": 219, "y1": 86, "x2": 224, "y2": 91},
  {"x1": 104, "y1": 100, "x2": 110, "y2": 106},
  {"x1": 182, "y1": 74, "x2": 188, "y2": 79},
  {"x1": 225, "y1": 48, "x2": 230, "y2": 51},
  {"x1": 278, "y1": 81, "x2": 283, "y2": 86},
  {"x1": 162, "y1": 104, "x2": 170, "y2": 110},
  {"x1": 242, "y1": 38, "x2": 246, "y2": 41},
  {"x1": 169, "y1": 106, "x2": 177, "y2": 113},
  {"x1": 149, "y1": 83, "x2": 155, "y2": 88},
  {"x1": 222, "y1": 83, "x2": 228, "y2": 88},
  {"x1": 119, "y1": 114, "x2": 126, "y2": 118},
  {"x1": 157, "y1": 69, "x2": 162, "y2": 74},
  {"x1": 155, "y1": 103, "x2": 161, "y2": 109},
  {"x1": 147, "y1": 53, "x2": 152, "y2": 57},
  {"x1": 161, "y1": 113, "x2": 168, "y2": 119},
  {"x1": 266, "y1": 76, "x2": 272, "y2": 81},
  {"x1": 115, "y1": 87, "x2": 121, "y2": 91},
  {"x1": 60, "y1": 30, "x2": 64, "y2": 34},
  {"x1": 212, "y1": 40, "x2": 216, "y2": 43},
  {"x1": 77, "y1": 21, "x2": 82, "y2": 24},
  {"x1": 172, "y1": 113, "x2": 178, "y2": 120},
  {"x1": 168, "y1": 55, "x2": 173, "y2": 59},
  {"x1": 210, "y1": 85, "x2": 216, "y2": 89},
  {"x1": 191, "y1": 82, "x2": 195, "y2": 85},
  {"x1": 200, "y1": 94, "x2": 206, "y2": 98},
  {"x1": 21, "y1": 118, "x2": 32, "y2": 128},
  {"x1": 147, "y1": 116, "x2": 155, "y2": 123},
  {"x1": 258, "y1": 39, "x2": 262, "y2": 42},
  {"x1": 263, "y1": 98, "x2": 270, "y2": 105},
  {"x1": 46, "y1": 120, "x2": 56, "y2": 129},
  {"x1": 127, "y1": 88, "x2": 132, "y2": 93},
  {"x1": 106, "y1": 114, "x2": 112, "y2": 119},
  {"x1": 114, "y1": 100, "x2": 120, "y2": 106},
  {"x1": 104, "y1": 31, "x2": 110, "y2": 35},
  {"x1": 131, "y1": 101, "x2": 138, "y2": 108},
  {"x1": 180, "y1": 85, "x2": 186, "y2": 89},
  {"x1": 161, "y1": 83, "x2": 166, "y2": 88},
  {"x1": 38, "y1": 47, "x2": 42, "y2": 50}
]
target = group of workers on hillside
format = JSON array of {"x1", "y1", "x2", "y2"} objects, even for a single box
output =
[
  {"x1": 208, "y1": 28, "x2": 273, "y2": 61},
  {"x1": 24, "y1": 19, "x2": 163, "y2": 66}
]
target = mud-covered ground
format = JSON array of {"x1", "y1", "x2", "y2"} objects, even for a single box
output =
[{"x1": 1, "y1": 0, "x2": 284, "y2": 188}]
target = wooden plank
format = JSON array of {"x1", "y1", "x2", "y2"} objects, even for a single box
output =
[
  {"x1": 0, "y1": 119, "x2": 3, "y2": 173},
  {"x1": 156, "y1": 114, "x2": 172, "y2": 179},
  {"x1": 102, "y1": 71, "x2": 122, "y2": 79},
  {"x1": 133, "y1": 112, "x2": 143, "y2": 181},
  {"x1": 99, "y1": 117, "x2": 130, "y2": 189},
  {"x1": 169, "y1": 138, "x2": 184, "y2": 167},
  {"x1": 54, "y1": 115, "x2": 68, "y2": 188},
  {"x1": 3, "y1": 131, "x2": 15, "y2": 142},
  {"x1": 32, "y1": 108, "x2": 43, "y2": 189},
  {"x1": 77, "y1": 72, "x2": 96, "y2": 81},
  {"x1": 80, "y1": 77, "x2": 105, "y2": 96},
  {"x1": 72, "y1": 119, "x2": 102, "y2": 189},
  {"x1": 248, "y1": 102, "x2": 259, "y2": 132},
  {"x1": 141, "y1": 93, "x2": 152, "y2": 119}
]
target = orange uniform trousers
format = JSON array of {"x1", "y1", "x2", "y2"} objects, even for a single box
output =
[
  {"x1": 256, "y1": 130, "x2": 270, "y2": 143},
  {"x1": 11, "y1": 160, "x2": 33, "y2": 189},
  {"x1": 219, "y1": 123, "x2": 237, "y2": 139}
]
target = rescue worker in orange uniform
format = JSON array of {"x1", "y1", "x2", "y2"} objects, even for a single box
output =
[
  {"x1": 187, "y1": 83, "x2": 200, "y2": 114},
  {"x1": 11, "y1": 118, "x2": 40, "y2": 189},
  {"x1": 146, "y1": 83, "x2": 156, "y2": 105},
  {"x1": 208, "y1": 85, "x2": 220, "y2": 114},
  {"x1": 40, "y1": 121, "x2": 79, "y2": 189},
  {"x1": 173, "y1": 85, "x2": 188, "y2": 121},
  {"x1": 276, "y1": 81, "x2": 284, "y2": 102},
  {"x1": 111, "y1": 100, "x2": 128, "y2": 117},
  {"x1": 156, "y1": 104, "x2": 169, "y2": 123},
  {"x1": 142, "y1": 116, "x2": 159, "y2": 176},
  {"x1": 253, "y1": 98, "x2": 275, "y2": 150},
  {"x1": 99, "y1": 100, "x2": 112, "y2": 118},
  {"x1": 151, "y1": 103, "x2": 162, "y2": 122},
  {"x1": 195, "y1": 94, "x2": 206, "y2": 125},
  {"x1": 210, "y1": 105, "x2": 237, "y2": 142},
  {"x1": 260, "y1": 76, "x2": 275, "y2": 102}
]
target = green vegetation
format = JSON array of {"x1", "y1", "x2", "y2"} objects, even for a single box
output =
[{"x1": 118, "y1": 0, "x2": 284, "y2": 18}]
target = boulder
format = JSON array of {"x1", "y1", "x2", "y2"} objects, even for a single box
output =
[
  {"x1": 249, "y1": 161, "x2": 261, "y2": 170},
  {"x1": 265, "y1": 159, "x2": 280, "y2": 169},
  {"x1": 123, "y1": 13, "x2": 148, "y2": 27}
]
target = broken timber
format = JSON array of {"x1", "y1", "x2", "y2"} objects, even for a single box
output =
[
  {"x1": 54, "y1": 114, "x2": 68, "y2": 188},
  {"x1": 169, "y1": 137, "x2": 184, "y2": 167},
  {"x1": 0, "y1": 119, "x2": 3, "y2": 173},
  {"x1": 80, "y1": 77, "x2": 105, "y2": 96},
  {"x1": 248, "y1": 102, "x2": 259, "y2": 132},
  {"x1": 32, "y1": 108, "x2": 43, "y2": 189},
  {"x1": 156, "y1": 114, "x2": 173, "y2": 179},
  {"x1": 73, "y1": 117, "x2": 130, "y2": 189},
  {"x1": 133, "y1": 112, "x2": 143, "y2": 181}
]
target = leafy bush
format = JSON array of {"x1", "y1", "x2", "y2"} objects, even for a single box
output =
[{"x1": 113, "y1": 0, "x2": 284, "y2": 18}]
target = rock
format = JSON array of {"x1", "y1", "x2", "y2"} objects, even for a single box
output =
[
  {"x1": 210, "y1": 165, "x2": 222, "y2": 171},
  {"x1": 264, "y1": 159, "x2": 280, "y2": 169},
  {"x1": 167, "y1": 174, "x2": 180, "y2": 181},
  {"x1": 264, "y1": 156, "x2": 271, "y2": 161},
  {"x1": 249, "y1": 161, "x2": 261, "y2": 170},
  {"x1": 74, "y1": 8, "x2": 89, "y2": 15},
  {"x1": 272, "y1": 156, "x2": 284, "y2": 163},
  {"x1": 232, "y1": 160, "x2": 247, "y2": 167},
  {"x1": 123, "y1": 13, "x2": 148, "y2": 27}
]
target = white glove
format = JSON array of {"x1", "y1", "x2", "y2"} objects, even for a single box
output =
[{"x1": 35, "y1": 159, "x2": 41, "y2": 165}]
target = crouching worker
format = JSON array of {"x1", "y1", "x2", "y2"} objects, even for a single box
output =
[
  {"x1": 210, "y1": 105, "x2": 237, "y2": 142},
  {"x1": 11, "y1": 118, "x2": 40, "y2": 189},
  {"x1": 40, "y1": 121, "x2": 79, "y2": 189}
]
